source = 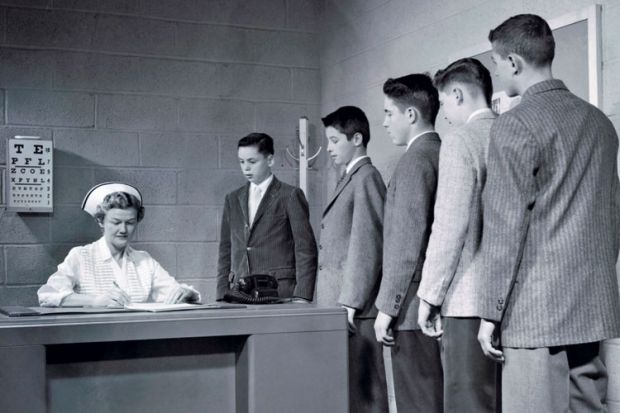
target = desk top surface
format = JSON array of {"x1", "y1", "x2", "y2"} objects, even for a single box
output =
[{"x1": 0, "y1": 304, "x2": 347, "y2": 346}]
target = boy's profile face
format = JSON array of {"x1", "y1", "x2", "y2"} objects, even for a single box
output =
[
  {"x1": 325, "y1": 126, "x2": 358, "y2": 166},
  {"x1": 491, "y1": 47, "x2": 518, "y2": 97},
  {"x1": 238, "y1": 145, "x2": 273, "y2": 185},
  {"x1": 438, "y1": 87, "x2": 464, "y2": 126},
  {"x1": 383, "y1": 96, "x2": 411, "y2": 146}
]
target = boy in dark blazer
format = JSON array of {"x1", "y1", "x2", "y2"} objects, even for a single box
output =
[
  {"x1": 417, "y1": 58, "x2": 498, "y2": 413},
  {"x1": 477, "y1": 14, "x2": 620, "y2": 413},
  {"x1": 374, "y1": 74, "x2": 443, "y2": 412},
  {"x1": 216, "y1": 133, "x2": 318, "y2": 302},
  {"x1": 316, "y1": 106, "x2": 387, "y2": 413}
]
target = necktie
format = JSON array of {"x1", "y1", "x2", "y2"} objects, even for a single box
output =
[{"x1": 249, "y1": 185, "x2": 262, "y2": 224}]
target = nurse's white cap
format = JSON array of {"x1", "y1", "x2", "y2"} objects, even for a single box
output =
[{"x1": 81, "y1": 182, "x2": 142, "y2": 217}]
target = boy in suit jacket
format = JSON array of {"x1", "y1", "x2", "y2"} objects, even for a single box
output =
[
  {"x1": 477, "y1": 14, "x2": 620, "y2": 413},
  {"x1": 216, "y1": 133, "x2": 318, "y2": 302},
  {"x1": 374, "y1": 74, "x2": 443, "y2": 412},
  {"x1": 316, "y1": 106, "x2": 387, "y2": 413},
  {"x1": 416, "y1": 58, "x2": 498, "y2": 413}
]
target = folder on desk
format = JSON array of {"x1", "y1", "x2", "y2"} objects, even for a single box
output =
[{"x1": 124, "y1": 303, "x2": 245, "y2": 312}]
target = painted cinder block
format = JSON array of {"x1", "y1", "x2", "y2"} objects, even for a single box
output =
[
  {"x1": 0, "y1": 211, "x2": 49, "y2": 244},
  {"x1": 178, "y1": 169, "x2": 246, "y2": 205},
  {"x1": 93, "y1": 168, "x2": 177, "y2": 205},
  {"x1": 53, "y1": 0, "x2": 141, "y2": 14},
  {"x1": 254, "y1": 102, "x2": 321, "y2": 135},
  {"x1": 176, "y1": 242, "x2": 219, "y2": 279},
  {"x1": 50, "y1": 205, "x2": 101, "y2": 244},
  {"x1": 6, "y1": 244, "x2": 72, "y2": 285},
  {"x1": 175, "y1": 23, "x2": 319, "y2": 67},
  {"x1": 0, "y1": 286, "x2": 40, "y2": 306},
  {"x1": 97, "y1": 94, "x2": 177, "y2": 131},
  {"x1": 140, "y1": 132, "x2": 218, "y2": 168},
  {"x1": 130, "y1": 242, "x2": 177, "y2": 275},
  {"x1": 183, "y1": 277, "x2": 216, "y2": 303},
  {"x1": 0, "y1": 48, "x2": 53, "y2": 89},
  {"x1": 6, "y1": 8, "x2": 96, "y2": 49},
  {"x1": 178, "y1": 98, "x2": 254, "y2": 133},
  {"x1": 53, "y1": 52, "x2": 143, "y2": 93},
  {"x1": 287, "y1": 0, "x2": 321, "y2": 33},
  {"x1": 292, "y1": 69, "x2": 321, "y2": 103},
  {"x1": 92, "y1": 15, "x2": 176, "y2": 56},
  {"x1": 0, "y1": 126, "x2": 52, "y2": 166},
  {"x1": 138, "y1": 206, "x2": 218, "y2": 242},
  {"x1": 140, "y1": 0, "x2": 287, "y2": 29},
  {"x1": 7, "y1": 90, "x2": 94, "y2": 127},
  {"x1": 52, "y1": 167, "x2": 94, "y2": 205},
  {"x1": 53, "y1": 129, "x2": 139, "y2": 167}
]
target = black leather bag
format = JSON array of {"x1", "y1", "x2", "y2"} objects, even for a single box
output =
[{"x1": 224, "y1": 274, "x2": 281, "y2": 304}]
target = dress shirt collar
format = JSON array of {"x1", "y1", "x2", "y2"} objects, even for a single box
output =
[
  {"x1": 250, "y1": 173, "x2": 274, "y2": 194},
  {"x1": 466, "y1": 108, "x2": 495, "y2": 124},
  {"x1": 406, "y1": 130, "x2": 435, "y2": 151},
  {"x1": 345, "y1": 155, "x2": 369, "y2": 174}
]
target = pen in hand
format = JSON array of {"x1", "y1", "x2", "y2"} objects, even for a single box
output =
[{"x1": 112, "y1": 281, "x2": 131, "y2": 306}]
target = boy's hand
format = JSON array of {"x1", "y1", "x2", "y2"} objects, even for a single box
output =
[
  {"x1": 342, "y1": 305, "x2": 357, "y2": 335},
  {"x1": 418, "y1": 299, "x2": 443, "y2": 339},
  {"x1": 374, "y1": 311, "x2": 395, "y2": 346},
  {"x1": 478, "y1": 319, "x2": 504, "y2": 362}
]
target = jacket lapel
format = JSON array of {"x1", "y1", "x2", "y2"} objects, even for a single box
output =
[
  {"x1": 323, "y1": 157, "x2": 371, "y2": 217},
  {"x1": 250, "y1": 177, "x2": 280, "y2": 230},
  {"x1": 237, "y1": 183, "x2": 250, "y2": 225}
]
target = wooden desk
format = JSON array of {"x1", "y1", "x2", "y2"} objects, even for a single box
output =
[{"x1": 0, "y1": 305, "x2": 348, "y2": 413}]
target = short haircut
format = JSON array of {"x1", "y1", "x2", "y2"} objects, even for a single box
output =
[
  {"x1": 238, "y1": 133, "x2": 274, "y2": 156},
  {"x1": 488, "y1": 14, "x2": 555, "y2": 67},
  {"x1": 94, "y1": 192, "x2": 145, "y2": 223},
  {"x1": 383, "y1": 73, "x2": 440, "y2": 125},
  {"x1": 434, "y1": 58, "x2": 493, "y2": 106},
  {"x1": 321, "y1": 106, "x2": 370, "y2": 147}
]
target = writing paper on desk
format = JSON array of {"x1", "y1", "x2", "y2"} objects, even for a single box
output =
[{"x1": 124, "y1": 303, "x2": 245, "y2": 312}]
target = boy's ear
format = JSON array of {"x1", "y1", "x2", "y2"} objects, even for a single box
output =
[
  {"x1": 406, "y1": 106, "x2": 417, "y2": 125},
  {"x1": 267, "y1": 154, "x2": 275, "y2": 167},
  {"x1": 352, "y1": 132, "x2": 364, "y2": 147},
  {"x1": 508, "y1": 53, "x2": 522, "y2": 76},
  {"x1": 453, "y1": 87, "x2": 464, "y2": 105}
]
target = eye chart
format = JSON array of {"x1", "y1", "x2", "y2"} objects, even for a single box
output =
[{"x1": 6, "y1": 136, "x2": 53, "y2": 213}]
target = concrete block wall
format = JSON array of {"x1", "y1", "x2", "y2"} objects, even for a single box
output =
[
  {"x1": 319, "y1": 0, "x2": 620, "y2": 409},
  {"x1": 0, "y1": 0, "x2": 323, "y2": 305}
]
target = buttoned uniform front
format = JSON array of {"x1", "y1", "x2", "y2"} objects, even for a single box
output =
[
  {"x1": 216, "y1": 176, "x2": 318, "y2": 301},
  {"x1": 38, "y1": 237, "x2": 198, "y2": 306}
]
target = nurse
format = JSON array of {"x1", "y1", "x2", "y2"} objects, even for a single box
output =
[{"x1": 38, "y1": 182, "x2": 200, "y2": 307}]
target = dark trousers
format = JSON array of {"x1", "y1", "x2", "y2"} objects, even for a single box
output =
[
  {"x1": 442, "y1": 317, "x2": 499, "y2": 413},
  {"x1": 389, "y1": 329, "x2": 443, "y2": 412},
  {"x1": 349, "y1": 318, "x2": 388, "y2": 413}
]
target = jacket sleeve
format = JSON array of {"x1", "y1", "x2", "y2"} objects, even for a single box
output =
[
  {"x1": 286, "y1": 188, "x2": 318, "y2": 300},
  {"x1": 418, "y1": 132, "x2": 475, "y2": 306},
  {"x1": 216, "y1": 194, "x2": 232, "y2": 300},
  {"x1": 478, "y1": 114, "x2": 539, "y2": 321},
  {"x1": 375, "y1": 154, "x2": 437, "y2": 318},
  {"x1": 338, "y1": 171, "x2": 386, "y2": 309}
]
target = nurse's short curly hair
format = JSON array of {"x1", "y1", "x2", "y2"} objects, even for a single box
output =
[{"x1": 94, "y1": 191, "x2": 145, "y2": 223}]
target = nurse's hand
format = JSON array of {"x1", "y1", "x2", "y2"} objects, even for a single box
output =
[
  {"x1": 166, "y1": 286, "x2": 200, "y2": 304},
  {"x1": 93, "y1": 287, "x2": 131, "y2": 308}
]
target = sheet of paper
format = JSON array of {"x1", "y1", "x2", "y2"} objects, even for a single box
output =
[{"x1": 124, "y1": 303, "x2": 207, "y2": 312}]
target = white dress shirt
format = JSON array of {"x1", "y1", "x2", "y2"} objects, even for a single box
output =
[
  {"x1": 249, "y1": 174, "x2": 273, "y2": 224},
  {"x1": 406, "y1": 130, "x2": 435, "y2": 151},
  {"x1": 466, "y1": 107, "x2": 494, "y2": 124},
  {"x1": 345, "y1": 155, "x2": 369, "y2": 174}
]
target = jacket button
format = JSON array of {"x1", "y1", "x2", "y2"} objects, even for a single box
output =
[
  {"x1": 498, "y1": 298, "x2": 504, "y2": 304},
  {"x1": 319, "y1": 265, "x2": 323, "y2": 271},
  {"x1": 496, "y1": 304, "x2": 503, "y2": 311},
  {"x1": 319, "y1": 244, "x2": 322, "y2": 250},
  {"x1": 394, "y1": 304, "x2": 400, "y2": 310},
  {"x1": 246, "y1": 247, "x2": 252, "y2": 251}
]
